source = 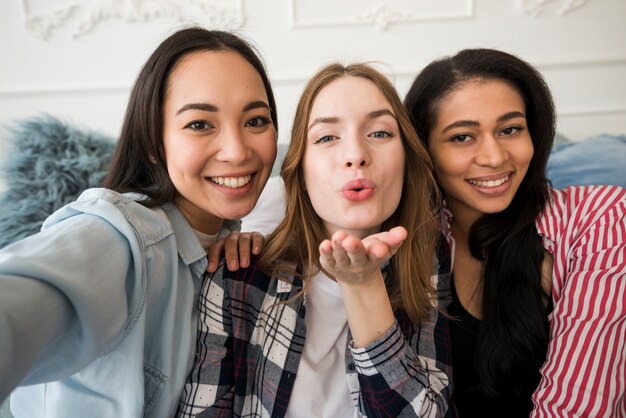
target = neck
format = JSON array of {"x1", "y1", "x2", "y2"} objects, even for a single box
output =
[
  {"x1": 449, "y1": 209, "x2": 478, "y2": 244},
  {"x1": 176, "y1": 199, "x2": 223, "y2": 235}
]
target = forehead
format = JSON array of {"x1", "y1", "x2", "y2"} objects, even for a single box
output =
[
  {"x1": 310, "y1": 75, "x2": 393, "y2": 117},
  {"x1": 435, "y1": 79, "x2": 525, "y2": 121},
  {"x1": 165, "y1": 50, "x2": 266, "y2": 100}
]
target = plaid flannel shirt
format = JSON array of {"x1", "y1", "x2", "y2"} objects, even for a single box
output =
[{"x1": 177, "y1": 256, "x2": 452, "y2": 418}]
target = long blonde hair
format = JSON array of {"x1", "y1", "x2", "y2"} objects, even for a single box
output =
[{"x1": 260, "y1": 63, "x2": 440, "y2": 323}]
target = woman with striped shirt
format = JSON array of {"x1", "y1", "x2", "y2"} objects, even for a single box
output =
[{"x1": 405, "y1": 48, "x2": 626, "y2": 417}]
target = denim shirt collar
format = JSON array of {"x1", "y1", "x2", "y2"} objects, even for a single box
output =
[{"x1": 161, "y1": 203, "x2": 241, "y2": 277}]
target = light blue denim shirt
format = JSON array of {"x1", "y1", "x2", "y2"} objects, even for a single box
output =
[{"x1": 0, "y1": 188, "x2": 238, "y2": 418}]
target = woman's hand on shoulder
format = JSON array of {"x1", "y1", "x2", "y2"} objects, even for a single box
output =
[
  {"x1": 319, "y1": 226, "x2": 407, "y2": 286},
  {"x1": 206, "y1": 231, "x2": 265, "y2": 272}
]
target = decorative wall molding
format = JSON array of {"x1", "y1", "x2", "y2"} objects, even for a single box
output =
[
  {"x1": 2, "y1": 55, "x2": 626, "y2": 97},
  {"x1": 20, "y1": 0, "x2": 244, "y2": 40},
  {"x1": 517, "y1": 0, "x2": 591, "y2": 17},
  {"x1": 289, "y1": 0, "x2": 474, "y2": 31}
]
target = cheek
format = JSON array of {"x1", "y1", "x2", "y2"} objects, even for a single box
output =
[
  {"x1": 164, "y1": 140, "x2": 205, "y2": 175},
  {"x1": 302, "y1": 155, "x2": 328, "y2": 203},
  {"x1": 255, "y1": 135, "x2": 278, "y2": 168},
  {"x1": 431, "y1": 152, "x2": 462, "y2": 181}
]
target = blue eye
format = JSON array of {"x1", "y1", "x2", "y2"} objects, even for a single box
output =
[
  {"x1": 246, "y1": 116, "x2": 270, "y2": 128},
  {"x1": 314, "y1": 135, "x2": 336, "y2": 144},
  {"x1": 369, "y1": 130, "x2": 392, "y2": 139}
]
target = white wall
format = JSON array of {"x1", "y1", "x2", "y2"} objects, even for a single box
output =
[{"x1": 1, "y1": 0, "x2": 625, "y2": 156}]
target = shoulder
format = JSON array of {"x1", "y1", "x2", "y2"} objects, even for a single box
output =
[
  {"x1": 548, "y1": 185, "x2": 626, "y2": 210},
  {"x1": 538, "y1": 185, "x2": 626, "y2": 237},
  {"x1": 536, "y1": 186, "x2": 626, "y2": 252},
  {"x1": 41, "y1": 187, "x2": 176, "y2": 248},
  {"x1": 215, "y1": 256, "x2": 301, "y2": 298}
]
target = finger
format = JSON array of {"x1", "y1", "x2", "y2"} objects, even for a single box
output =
[
  {"x1": 319, "y1": 239, "x2": 335, "y2": 269},
  {"x1": 238, "y1": 233, "x2": 252, "y2": 268},
  {"x1": 341, "y1": 235, "x2": 368, "y2": 265},
  {"x1": 369, "y1": 226, "x2": 407, "y2": 253},
  {"x1": 224, "y1": 232, "x2": 240, "y2": 271},
  {"x1": 206, "y1": 239, "x2": 225, "y2": 273},
  {"x1": 378, "y1": 227, "x2": 407, "y2": 257},
  {"x1": 367, "y1": 239, "x2": 392, "y2": 260},
  {"x1": 330, "y1": 231, "x2": 350, "y2": 266},
  {"x1": 385, "y1": 226, "x2": 408, "y2": 249},
  {"x1": 251, "y1": 232, "x2": 265, "y2": 255}
]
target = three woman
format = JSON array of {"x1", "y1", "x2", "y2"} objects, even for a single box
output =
[
  {"x1": 405, "y1": 48, "x2": 626, "y2": 417},
  {"x1": 0, "y1": 27, "x2": 277, "y2": 417},
  {"x1": 177, "y1": 63, "x2": 452, "y2": 417}
]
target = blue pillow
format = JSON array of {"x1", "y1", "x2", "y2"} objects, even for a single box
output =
[
  {"x1": 547, "y1": 134, "x2": 626, "y2": 189},
  {"x1": 0, "y1": 115, "x2": 115, "y2": 248}
]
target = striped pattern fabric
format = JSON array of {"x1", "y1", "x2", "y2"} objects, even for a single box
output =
[
  {"x1": 177, "y1": 258, "x2": 452, "y2": 417},
  {"x1": 441, "y1": 185, "x2": 626, "y2": 417},
  {"x1": 532, "y1": 186, "x2": 626, "y2": 418}
]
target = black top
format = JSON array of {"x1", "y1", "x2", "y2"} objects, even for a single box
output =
[{"x1": 449, "y1": 276, "x2": 541, "y2": 418}]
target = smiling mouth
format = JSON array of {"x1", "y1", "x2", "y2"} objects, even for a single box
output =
[
  {"x1": 208, "y1": 174, "x2": 252, "y2": 188},
  {"x1": 467, "y1": 175, "x2": 509, "y2": 188}
]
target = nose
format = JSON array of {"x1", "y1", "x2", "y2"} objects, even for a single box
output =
[
  {"x1": 344, "y1": 136, "x2": 370, "y2": 168},
  {"x1": 474, "y1": 136, "x2": 507, "y2": 167},
  {"x1": 216, "y1": 125, "x2": 250, "y2": 165}
]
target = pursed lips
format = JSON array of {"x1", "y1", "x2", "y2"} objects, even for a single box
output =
[{"x1": 342, "y1": 178, "x2": 376, "y2": 192}]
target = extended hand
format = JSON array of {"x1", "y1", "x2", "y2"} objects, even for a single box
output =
[{"x1": 318, "y1": 226, "x2": 407, "y2": 286}]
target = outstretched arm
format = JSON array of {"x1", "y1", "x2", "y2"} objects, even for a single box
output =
[
  {"x1": 319, "y1": 226, "x2": 451, "y2": 417},
  {"x1": 319, "y1": 226, "x2": 406, "y2": 347}
]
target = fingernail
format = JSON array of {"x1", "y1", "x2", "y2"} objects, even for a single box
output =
[
  {"x1": 241, "y1": 257, "x2": 249, "y2": 267},
  {"x1": 229, "y1": 260, "x2": 237, "y2": 270}
]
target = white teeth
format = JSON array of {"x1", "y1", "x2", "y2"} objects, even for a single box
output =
[
  {"x1": 209, "y1": 175, "x2": 252, "y2": 188},
  {"x1": 468, "y1": 176, "x2": 509, "y2": 188}
]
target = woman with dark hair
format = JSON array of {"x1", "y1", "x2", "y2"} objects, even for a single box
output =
[
  {"x1": 177, "y1": 62, "x2": 452, "y2": 417},
  {"x1": 405, "y1": 48, "x2": 626, "y2": 417},
  {"x1": 0, "y1": 27, "x2": 277, "y2": 417}
]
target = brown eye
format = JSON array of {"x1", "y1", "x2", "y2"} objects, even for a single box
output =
[
  {"x1": 245, "y1": 116, "x2": 270, "y2": 128},
  {"x1": 501, "y1": 126, "x2": 521, "y2": 136},
  {"x1": 451, "y1": 134, "x2": 472, "y2": 143},
  {"x1": 185, "y1": 121, "x2": 213, "y2": 131}
]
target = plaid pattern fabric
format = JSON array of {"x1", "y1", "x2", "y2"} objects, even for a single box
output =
[{"x1": 177, "y1": 257, "x2": 452, "y2": 418}]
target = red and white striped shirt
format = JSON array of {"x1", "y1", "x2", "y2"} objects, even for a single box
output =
[
  {"x1": 533, "y1": 185, "x2": 626, "y2": 417},
  {"x1": 442, "y1": 185, "x2": 626, "y2": 417}
]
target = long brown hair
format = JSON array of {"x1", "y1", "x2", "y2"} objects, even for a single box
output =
[
  {"x1": 260, "y1": 63, "x2": 440, "y2": 323},
  {"x1": 102, "y1": 28, "x2": 277, "y2": 207}
]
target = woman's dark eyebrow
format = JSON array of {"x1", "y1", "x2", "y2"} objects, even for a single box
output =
[
  {"x1": 177, "y1": 100, "x2": 270, "y2": 115},
  {"x1": 497, "y1": 111, "x2": 525, "y2": 123},
  {"x1": 243, "y1": 100, "x2": 271, "y2": 112},
  {"x1": 442, "y1": 120, "x2": 479, "y2": 133},
  {"x1": 176, "y1": 103, "x2": 218, "y2": 115},
  {"x1": 442, "y1": 111, "x2": 525, "y2": 133}
]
